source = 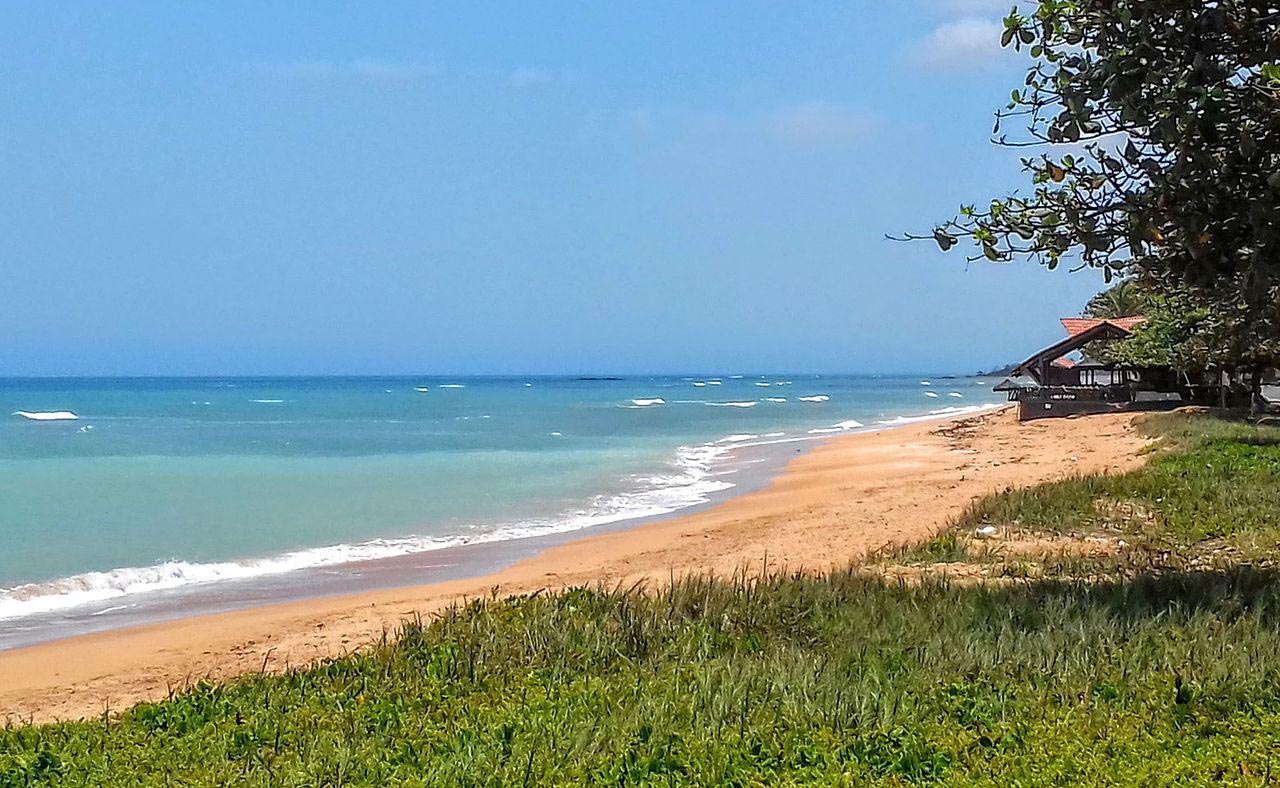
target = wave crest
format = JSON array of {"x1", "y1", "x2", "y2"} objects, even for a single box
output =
[{"x1": 12, "y1": 411, "x2": 78, "y2": 421}]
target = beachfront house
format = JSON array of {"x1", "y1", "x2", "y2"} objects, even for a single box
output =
[{"x1": 993, "y1": 317, "x2": 1185, "y2": 420}]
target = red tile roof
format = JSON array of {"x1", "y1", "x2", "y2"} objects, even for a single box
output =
[
  {"x1": 1060, "y1": 316, "x2": 1146, "y2": 337},
  {"x1": 1052, "y1": 357, "x2": 1077, "y2": 369}
]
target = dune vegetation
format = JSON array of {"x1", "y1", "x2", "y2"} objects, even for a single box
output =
[{"x1": 5, "y1": 413, "x2": 1280, "y2": 786}]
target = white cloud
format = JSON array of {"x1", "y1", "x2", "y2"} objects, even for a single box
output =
[
  {"x1": 767, "y1": 101, "x2": 876, "y2": 147},
  {"x1": 909, "y1": 19, "x2": 1012, "y2": 70}
]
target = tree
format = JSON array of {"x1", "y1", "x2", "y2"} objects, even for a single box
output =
[
  {"x1": 902, "y1": 1, "x2": 1280, "y2": 400},
  {"x1": 1087, "y1": 279, "x2": 1211, "y2": 370},
  {"x1": 1084, "y1": 279, "x2": 1147, "y2": 319}
]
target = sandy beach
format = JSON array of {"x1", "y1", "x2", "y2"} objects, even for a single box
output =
[{"x1": 0, "y1": 407, "x2": 1149, "y2": 723}]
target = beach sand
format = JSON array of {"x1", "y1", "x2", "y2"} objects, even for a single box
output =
[{"x1": 0, "y1": 407, "x2": 1149, "y2": 723}]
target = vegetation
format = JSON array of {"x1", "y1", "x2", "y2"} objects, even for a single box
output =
[
  {"x1": 1082, "y1": 279, "x2": 1146, "y2": 321},
  {"x1": 6, "y1": 413, "x2": 1280, "y2": 786},
  {"x1": 904, "y1": 0, "x2": 1280, "y2": 388}
]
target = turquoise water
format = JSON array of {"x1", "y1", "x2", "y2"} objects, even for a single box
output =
[{"x1": 0, "y1": 375, "x2": 1001, "y2": 619}]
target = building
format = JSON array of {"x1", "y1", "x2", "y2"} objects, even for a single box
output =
[{"x1": 993, "y1": 317, "x2": 1185, "y2": 420}]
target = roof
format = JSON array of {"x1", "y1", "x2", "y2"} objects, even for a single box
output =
[
  {"x1": 1051, "y1": 357, "x2": 1077, "y2": 369},
  {"x1": 1060, "y1": 316, "x2": 1146, "y2": 337},
  {"x1": 1011, "y1": 320, "x2": 1139, "y2": 382}
]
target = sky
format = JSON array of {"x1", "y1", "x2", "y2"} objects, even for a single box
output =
[{"x1": 0, "y1": 1, "x2": 1106, "y2": 376}]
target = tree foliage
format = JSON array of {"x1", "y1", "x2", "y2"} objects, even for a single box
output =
[
  {"x1": 910, "y1": 0, "x2": 1280, "y2": 372},
  {"x1": 1086, "y1": 280, "x2": 1210, "y2": 369},
  {"x1": 1083, "y1": 278, "x2": 1147, "y2": 318},
  {"x1": 1084, "y1": 276, "x2": 1279, "y2": 378}
]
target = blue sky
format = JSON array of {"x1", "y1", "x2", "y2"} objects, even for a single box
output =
[{"x1": 0, "y1": 1, "x2": 1104, "y2": 376}]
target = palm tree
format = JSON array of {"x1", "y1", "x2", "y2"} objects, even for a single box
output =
[{"x1": 1085, "y1": 279, "x2": 1147, "y2": 319}]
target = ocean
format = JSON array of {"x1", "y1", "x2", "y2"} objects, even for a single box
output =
[{"x1": 0, "y1": 375, "x2": 1001, "y2": 646}]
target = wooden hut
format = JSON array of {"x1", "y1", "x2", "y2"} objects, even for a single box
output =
[{"x1": 994, "y1": 317, "x2": 1184, "y2": 420}]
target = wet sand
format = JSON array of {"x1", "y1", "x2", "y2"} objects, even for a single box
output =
[{"x1": 0, "y1": 407, "x2": 1148, "y2": 723}]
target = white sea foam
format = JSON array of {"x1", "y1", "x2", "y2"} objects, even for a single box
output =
[
  {"x1": 550, "y1": 431, "x2": 563, "y2": 437},
  {"x1": 250, "y1": 399, "x2": 285, "y2": 404},
  {"x1": 707, "y1": 401, "x2": 756, "y2": 408},
  {"x1": 0, "y1": 440, "x2": 738, "y2": 621},
  {"x1": 415, "y1": 386, "x2": 430, "y2": 393},
  {"x1": 692, "y1": 382, "x2": 707, "y2": 387},
  {"x1": 920, "y1": 380, "x2": 932, "y2": 386},
  {"x1": 924, "y1": 391, "x2": 940, "y2": 398},
  {"x1": 807, "y1": 419, "x2": 865, "y2": 435},
  {"x1": 754, "y1": 382, "x2": 772, "y2": 387},
  {"x1": 874, "y1": 403, "x2": 1003, "y2": 428},
  {"x1": 706, "y1": 380, "x2": 723, "y2": 385},
  {"x1": 763, "y1": 432, "x2": 786, "y2": 438},
  {"x1": 629, "y1": 398, "x2": 666, "y2": 407},
  {"x1": 12, "y1": 411, "x2": 79, "y2": 421},
  {"x1": 798, "y1": 395, "x2": 830, "y2": 403},
  {"x1": 717, "y1": 434, "x2": 760, "y2": 443},
  {"x1": 948, "y1": 392, "x2": 964, "y2": 398},
  {"x1": 765, "y1": 397, "x2": 787, "y2": 403},
  {"x1": 439, "y1": 384, "x2": 466, "y2": 389},
  {"x1": 89, "y1": 604, "x2": 132, "y2": 616}
]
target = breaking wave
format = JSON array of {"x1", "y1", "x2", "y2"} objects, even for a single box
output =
[{"x1": 12, "y1": 411, "x2": 79, "y2": 421}]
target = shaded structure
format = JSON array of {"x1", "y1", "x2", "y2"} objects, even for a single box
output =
[{"x1": 994, "y1": 317, "x2": 1184, "y2": 420}]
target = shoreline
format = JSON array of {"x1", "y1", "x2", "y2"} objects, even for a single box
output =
[
  {"x1": 0, "y1": 403, "x2": 1002, "y2": 650},
  {"x1": 0, "y1": 406, "x2": 1149, "y2": 723}
]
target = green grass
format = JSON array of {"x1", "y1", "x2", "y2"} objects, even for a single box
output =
[
  {"x1": 6, "y1": 413, "x2": 1280, "y2": 786},
  {"x1": 955, "y1": 413, "x2": 1280, "y2": 563}
]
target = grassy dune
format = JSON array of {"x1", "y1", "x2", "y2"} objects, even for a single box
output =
[{"x1": 5, "y1": 413, "x2": 1280, "y2": 786}]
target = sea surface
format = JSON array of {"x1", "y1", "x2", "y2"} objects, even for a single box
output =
[{"x1": 0, "y1": 375, "x2": 1001, "y2": 642}]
